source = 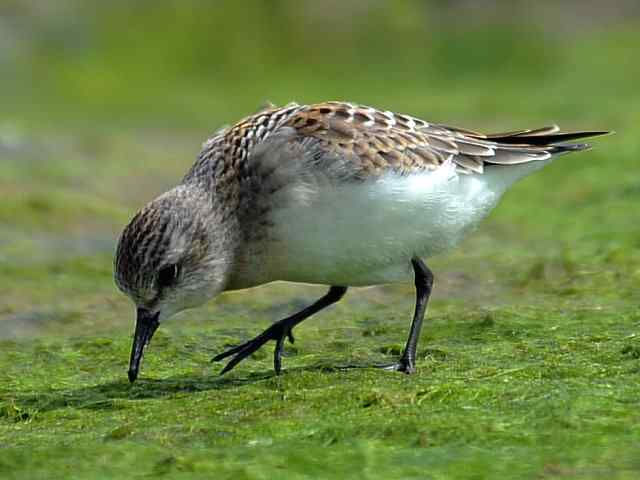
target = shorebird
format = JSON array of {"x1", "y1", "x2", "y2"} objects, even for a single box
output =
[{"x1": 114, "y1": 101, "x2": 608, "y2": 382}]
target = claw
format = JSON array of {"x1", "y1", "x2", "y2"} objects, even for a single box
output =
[
  {"x1": 210, "y1": 286, "x2": 347, "y2": 375},
  {"x1": 376, "y1": 359, "x2": 416, "y2": 374},
  {"x1": 211, "y1": 342, "x2": 245, "y2": 362},
  {"x1": 212, "y1": 323, "x2": 294, "y2": 375}
]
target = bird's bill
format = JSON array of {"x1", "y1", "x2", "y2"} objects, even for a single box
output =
[{"x1": 128, "y1": 308, "x2": 160, "y2": 383}]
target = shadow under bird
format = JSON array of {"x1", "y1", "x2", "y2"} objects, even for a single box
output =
[{"x1": 114, "y1": 101, "x2": 609, "y2": 382}]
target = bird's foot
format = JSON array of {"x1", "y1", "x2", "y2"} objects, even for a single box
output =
[
  {"x1": 377, "y1": 356, "x2": 416, "y2": 375},
  {"x1": 211, "y1": 321, "x2": 295, "y2": 375}
]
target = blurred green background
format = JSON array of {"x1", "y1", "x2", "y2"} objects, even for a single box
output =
[{"x1": 1, "y1": 1, "x2": 639, "y2": 479}]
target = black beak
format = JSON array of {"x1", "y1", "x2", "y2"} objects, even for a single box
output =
[{"x1": 128, "y1": 308, "x2": 160, "y2": 383}]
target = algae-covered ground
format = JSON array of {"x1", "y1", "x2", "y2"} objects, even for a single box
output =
[{"x1": 1, "y1": 2, "x2": 639, "y2": 478}]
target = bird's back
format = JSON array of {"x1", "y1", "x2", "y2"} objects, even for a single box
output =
[{"x1": 194, "y1": 101, "x2": 606, "y2": 181}]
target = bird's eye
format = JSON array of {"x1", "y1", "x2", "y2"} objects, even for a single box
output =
[{"x1": 157, "y1": 264, "x2": 180, "y2": 288}]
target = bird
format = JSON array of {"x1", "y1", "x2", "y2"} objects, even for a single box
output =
[{"x1": 113, "y1": 101, "x2": 609, "y2": 383}]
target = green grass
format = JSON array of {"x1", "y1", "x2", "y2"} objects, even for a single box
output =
[{"x1": 1, "y1": 2, "x2": 639, "y2": 478}]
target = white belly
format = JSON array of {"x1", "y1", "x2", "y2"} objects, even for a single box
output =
[{"x1": 261, "y1": 160, "x2": 549, "y2": 286}]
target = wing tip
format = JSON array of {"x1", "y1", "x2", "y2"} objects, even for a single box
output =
[
  {"x1": 550, "y1": 130, "x2": 613, "y2": 153},
  {"x1": 486, "y1": 129, "x2": 613, "y2": 147}
]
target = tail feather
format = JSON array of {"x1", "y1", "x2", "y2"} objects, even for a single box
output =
[
  {"x1": 463, "y1": 129, "x2": 612, "y2": 168},
  {"x1": 550, "y1": 142, "x2": 592, "y2": 154}
]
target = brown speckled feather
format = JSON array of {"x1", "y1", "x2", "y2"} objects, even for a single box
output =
[
  {"x1": 282, "y1": 101, "x2": 608, "y2": 176},
  {"x1": 188, "y1": 101, "x2": 608, "y2": 186}
]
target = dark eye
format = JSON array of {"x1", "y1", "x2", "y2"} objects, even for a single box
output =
[{"x1": 157, "y1": 264, "x2": 180, "y2": 288}]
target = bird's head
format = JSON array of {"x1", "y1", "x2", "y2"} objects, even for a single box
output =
[{"x1": 114, "y1": 185, "x2": 236, "y2": 382}]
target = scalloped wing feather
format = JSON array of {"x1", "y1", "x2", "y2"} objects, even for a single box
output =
[{"x1": 278, "y1": 101, "x2": 608, "y2": 176}]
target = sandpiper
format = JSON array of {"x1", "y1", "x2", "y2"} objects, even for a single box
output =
[{"x1": 114, "y1": 101, "x2": 608, "y2": 382}]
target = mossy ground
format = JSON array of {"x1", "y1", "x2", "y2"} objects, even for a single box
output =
[{"x1": 1, "y1": 2, "x2": 639, "y2": 478}]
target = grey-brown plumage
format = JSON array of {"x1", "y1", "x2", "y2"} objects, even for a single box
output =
[
  {"x1": 114, "y1": 100, "x2": 609, "y2": 382},
  {"x1": 187, "y1": 101, "x2": 603, "y2": 181}
]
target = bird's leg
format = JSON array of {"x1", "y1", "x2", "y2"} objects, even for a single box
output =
[
  {"x1": 212, "y1": 286, "x2": 347, "y2": 375},
  {"x1": 384, "y1": 257, "x2": 434, "y2": 374}
]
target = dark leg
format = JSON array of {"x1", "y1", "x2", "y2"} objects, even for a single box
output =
[
  {"x1": 212, "y1": 286, "x2": 347, "y2": 375},
  {"x1": 388, "y1": 257, "x2": 434, "y2": 374}
]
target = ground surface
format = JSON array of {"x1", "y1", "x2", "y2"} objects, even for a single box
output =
[{"x1": 1, "y1": 3, "x2": 639, "y2": 479}]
